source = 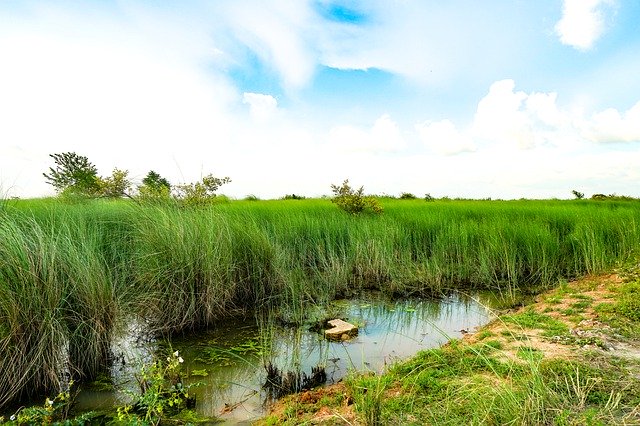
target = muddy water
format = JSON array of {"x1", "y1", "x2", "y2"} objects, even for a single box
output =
[{"x1": 75, "y1": 293, "x2": 492, "y2": 423}]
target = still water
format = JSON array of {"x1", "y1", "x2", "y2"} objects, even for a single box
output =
[{"x1": 76, "y1": 293, "x2": 492, "y2": 423}]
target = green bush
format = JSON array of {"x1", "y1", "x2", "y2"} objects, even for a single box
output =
[{"x1": 330, "y1": 180, "x2": 383, "y2": 215}]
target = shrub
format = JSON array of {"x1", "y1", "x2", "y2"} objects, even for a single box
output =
[
  {"x1": 424, "y1": 193, "x2": 435, "y2": 202},
  {"x1": 282, "y1": 194, "x2": 306, "y2": 200},
  {"x1": 399, "y1": 192, "x2": 417, "y2": 199},
  {"x1": 571, "y1": 190, "x2": 585, "y2": 200},
  {"x1": 98, "y1": 168, "x2": 132, "y2": 198},
  {"x1": 117, "y1": 350, "x2": 196, "y2": 424},
  {"x1": 330, "y1": 179, "x2": 383, "y2": 215},
  {"x1": 173, "y1": 174, "x2": 231, "y2": 207},
  {"x1": 137, "y1": 171, "x2": 172, "y2": 201}
]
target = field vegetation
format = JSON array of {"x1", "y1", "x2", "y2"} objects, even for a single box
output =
[
  {"x1": 260, "y1": 266, "x2": 640, "y2": 425},
  {"x1": 1, "y1": 195, "x2": 640, "y2": 412}
]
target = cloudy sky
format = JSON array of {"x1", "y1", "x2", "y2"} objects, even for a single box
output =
[{"x1": 1, "y1": 0, "x2": 639, "y2": 199}]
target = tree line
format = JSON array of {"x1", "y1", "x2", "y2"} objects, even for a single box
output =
[{"x1": 43, "y1": 152, "x2": 230, "y2": 206}]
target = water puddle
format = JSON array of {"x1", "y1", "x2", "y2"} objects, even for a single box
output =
[{"x1": 75, "y1": 293, "x2": 492, "y2": 423}]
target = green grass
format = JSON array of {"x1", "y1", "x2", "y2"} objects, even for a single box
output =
[
  {"x1": 1, "y1": 197, "x2": 640, "y2": 408},
  {"x1": 345, "y1": 336, "x2": 640, "y2": 425}
]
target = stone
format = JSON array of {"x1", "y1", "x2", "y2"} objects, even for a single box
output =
[{"x1": 325, "y1": 319, "x2": 358, "y2": 341}]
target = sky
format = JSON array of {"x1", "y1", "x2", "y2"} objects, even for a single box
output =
[{"x1": 1, "y1": 0, "x2": 639, "y2": 200}]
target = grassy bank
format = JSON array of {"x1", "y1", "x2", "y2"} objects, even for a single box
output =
[
  {"x1": 262, "y1": 268, "x2": 640, "y2": 425},
  {"x1": 1, "y1": 197, "x2": 640, "y2": 408}
]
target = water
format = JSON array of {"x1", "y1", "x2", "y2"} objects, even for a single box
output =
[{"x1": 75, "y1": 293, "x2": 492, "y2": 423}]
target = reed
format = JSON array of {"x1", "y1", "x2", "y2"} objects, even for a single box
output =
[{"x1": 1, "y1": 197, "x2": 639, "y2": 407}]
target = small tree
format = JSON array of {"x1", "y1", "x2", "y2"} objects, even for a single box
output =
[
  {"x1": 98, "y1": 168, "x2": 132, "y2": 198},
  {"x1": 571, "y1": 190, "x2": 585, "y2": 200},
  {"x1": 43, "y1": 152, "x2": 100, "y2": 195},
  {"x1": 330, "y1": 179, "x2": 383, "y2": 215},
  {"x1": 138, "y1": 171, "x2": 172, "y2": 200},
  {"x1": 174, "y1": 174, "x2": 231, "y2": 207}
]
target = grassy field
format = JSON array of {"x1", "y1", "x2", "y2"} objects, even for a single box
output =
[{"x1": 1, "y1": 197, "x2": 640, "y2": 408}]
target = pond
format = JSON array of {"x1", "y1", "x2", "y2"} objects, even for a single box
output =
[{"x1": 75, "y1": 293, "x2": 492, "y2": 424}]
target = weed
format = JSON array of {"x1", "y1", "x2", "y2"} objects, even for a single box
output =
[{"x1": 117, "y1": 350, "x2": 198, "y2": 424}]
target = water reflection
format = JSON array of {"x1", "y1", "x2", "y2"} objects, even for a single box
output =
[{"x1": 77, "y1": 293, "x2": 492, "y2": 423}]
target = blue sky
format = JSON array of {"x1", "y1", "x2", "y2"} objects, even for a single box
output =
[{"x1": 1, "y1": 0, "x2": 639, "y2": 199}]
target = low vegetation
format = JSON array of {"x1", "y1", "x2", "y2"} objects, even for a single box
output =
[
  {"x1": 260, "y1": 267, "x2": 640, "y2": 425},
  {"x1": 1, "y1": 190, "x2": 640, "y2": 412}
]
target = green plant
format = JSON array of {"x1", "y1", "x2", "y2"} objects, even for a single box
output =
[
  {"x1": 330, "y1": 179, "x2": 383, "y2": 215},
  {"x1": 98, "y1": 168, "x2": 132, "y2": 198},
  {"x1": 118, "y1": 350, "x2": 197, "y2": 424},
  {"x1": 399, "y1": 192, "x2": 416, "y2": 199},
  {"x1": 282, "y1": 193, "x2": 306, "y2": 200},
  {"x1": 9, "y1": 380, "x2": 93, "y2": 424},
  {"x1": 173, "y1": 174, "x2": 231, "y2": 207},
  {"x1": 43, "y1": 152, "x2": 101, "y2": 196},
  {"x1": 571, "y1": 190, "x2": 585, "y2": 200},
  {"x1": 424, "y1": 193, "x2": 435, "y2": 202}
]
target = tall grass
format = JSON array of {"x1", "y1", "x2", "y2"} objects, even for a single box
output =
[{"x1": 1, "y1": 197, "x2": 639, "y2": 408}]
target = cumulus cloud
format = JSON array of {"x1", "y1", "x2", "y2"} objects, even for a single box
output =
[
  {"x1": 327, "y1": 114, "x2": 405, "y2": 153},
  {"x1": 243, "y1": 92, "x2": 278, "y2": 122},
  {"x1": 470, "y1": 80, "x2": 573, "y2": 150},
  {"x1": 580, "y1": 101, "x2": 640, "y2": 143},
  {"x1": 415, "y1": 120, "x2": 475, "y2": 155},
  {"x1": 555, "y1": 0, "x2": 615, "y2": 50}
]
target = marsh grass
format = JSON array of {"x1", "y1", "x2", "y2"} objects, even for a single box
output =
[{"x1": 1, "y1": 197, "x2": 640, "y2": 408}]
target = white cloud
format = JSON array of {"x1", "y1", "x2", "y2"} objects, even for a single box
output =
[
  {"x1": 415, "y1": 120, "x2": 475, "y2": 155},
  {"x1": 555, "y1": 0, "x2": 615, "y2": 50},
  {"x1": 327, "y1": 114, "x2": 405, "y2": 154},
  {"x1": 580, "y1": 101, "x2": 640, "y2": 143},
  {"x1": 217, "y1": 1, "x2": 317, "y2": 91},
  {"x1": 243, "y1": 92, "x2": 278, "y2": 122}
]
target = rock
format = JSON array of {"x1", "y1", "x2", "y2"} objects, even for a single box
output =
[{"x1": 325, "y1": 319, "x2": 358, "y2": 341}]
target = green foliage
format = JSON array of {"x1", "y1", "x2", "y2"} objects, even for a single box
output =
[
  {"x1": 7, "y1": 381, "x2": 96, "y2": 425},
  {"x1": 399, "y1": 192, "x2": 417, "y2": 199},
  {"x1": 501, "y1": 309, "x2": 569, "y2": 337},
  {"x1": 282, "y1": 194, "x2": 306, "y2": 200},
  {"x1": 138, "y1": 170, "x2": 172, "y2": 201},
  {"x1": 571, "y1": 190, "x2": 585, "y2": 200},
  {"x1": 591, "y1": 193, "x2": 636, "y2": 201},
  {"x1": 424, "y1": 193, "x2": 435, "y2": 202},
  {"x1": 615, "y1": 281, "x2": 640, "y2": 321},
  {"x1": 43, "y1": 152, "x2": 101, "y2": 196},
  {"x1": 2, "y1": 197, "x2": 640, "y2": 407},
  {"x1": 174, "y1": 174, "x2": 231, "y2": 207},
  {"x1": 330, "y1": 179, "x2": 383, "y2": 215},
  {"x1": 117, "y1": 350, "x2": 197, "y2": 424},
  {"x1": 97, "y1": 168, "x2": 132, "y2": 198}
]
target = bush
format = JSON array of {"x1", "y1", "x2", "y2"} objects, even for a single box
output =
[
  {"x1": 424, "y1": 193, "x2": 435, "y2": 202},
  {"x1": 399, "y1": 192, "x2": 417, "y2": 199},
  {"x1": 173, "y1": 174, "x2": 231, "y2": 207},
  {"x1": 330, "y1": 180, "x2": 383, "y2": 215},
  {"x1": 282, "y1": 194, "x2": 306, "y2": 200},
  {"x1": 571, "y1": 190, "x2": 585, "y2": 200}
]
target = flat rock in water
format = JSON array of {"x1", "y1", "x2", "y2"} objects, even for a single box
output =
[{"x1": 325, "y1": 319, "x2": 358, "y2": 341}]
